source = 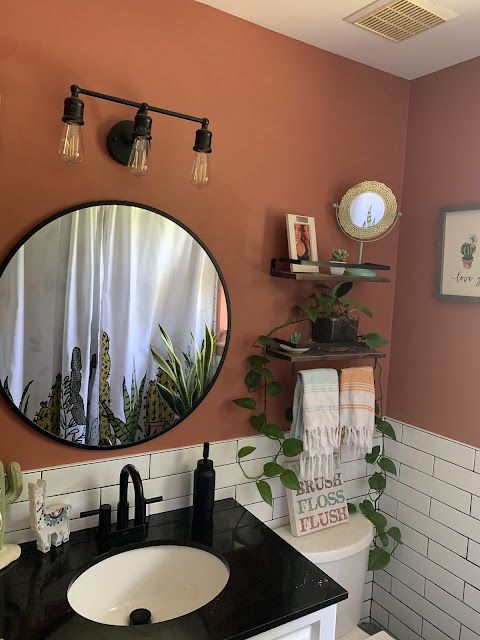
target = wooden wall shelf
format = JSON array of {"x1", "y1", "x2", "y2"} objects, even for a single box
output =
[
  {"x1": 266, "y1": 346, "x2": 386, "y2": 363},
  {"x1": 270, "y1": 269, "x2": 391, "y2": 283}
]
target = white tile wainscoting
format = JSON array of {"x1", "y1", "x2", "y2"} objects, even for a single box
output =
[{"x1": 371, "y1": 418, "x2": 480, "y2": 640}]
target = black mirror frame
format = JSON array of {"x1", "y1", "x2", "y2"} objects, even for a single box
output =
[{"x1": 0, "y1": 200, "x2": 231, "y2": 450}]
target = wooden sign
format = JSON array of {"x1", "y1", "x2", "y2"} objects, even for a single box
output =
[{"x1": 285, "y1": 459, "x2": 349, "y2": 537}]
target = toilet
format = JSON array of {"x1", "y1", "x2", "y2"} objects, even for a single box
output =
[{"x1": 276, "y1": 513, "x2": 393, "y2": 640}]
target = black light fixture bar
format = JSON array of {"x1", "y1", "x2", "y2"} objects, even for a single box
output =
[{"x1": 70, "y1": 85, "x2": 208, "y2": 127}]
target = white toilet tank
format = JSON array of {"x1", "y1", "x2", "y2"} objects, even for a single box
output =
[{"x1": 276, "y1": 514, "x2": 373, "y2": 639}]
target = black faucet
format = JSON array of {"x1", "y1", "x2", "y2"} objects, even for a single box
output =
[{"x1": 80, "y1": 463, "x2": 163, "y2": 544}]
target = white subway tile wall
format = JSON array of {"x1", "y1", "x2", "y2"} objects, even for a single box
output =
[{"x1": 371, "y1": 418, "x2": 480, "y2": 640}]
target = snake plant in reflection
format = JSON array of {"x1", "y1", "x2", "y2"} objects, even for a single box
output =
[{"x1": 151, "y1": 323, "x2": 215, "y2": 418}]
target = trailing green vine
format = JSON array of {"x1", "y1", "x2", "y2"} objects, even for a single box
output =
[{"x1": 233, "y1": 282, "x2": 402, "y2": 571}]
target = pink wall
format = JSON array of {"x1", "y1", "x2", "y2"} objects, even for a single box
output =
[
  {"x1": 388, "y1": 57, "x2": 480, "y2": 447},
  {"x1": 0, "y1": 0, "x2": 409, "y2": 469}
]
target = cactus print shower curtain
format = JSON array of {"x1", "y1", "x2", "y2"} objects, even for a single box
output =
[{"x1": 0, "y1": 204, "x2": 218, "y2": 445}]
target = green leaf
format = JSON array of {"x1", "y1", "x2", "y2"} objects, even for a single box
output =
[
  {"x1": 364, "y1": 332, "x2": 388, "y2": 348},
  {"x1": 378, "y1": 457, "x2": 397, "y2": 475},
  {"x1": 304, "y1": 306, "x2": 318, "y2": 322},
  {"x1": 248, "y1": 355, "x2": 270, "y2": 367},
  {"x1": 369, "y1": 472, "x2": 387, "y2": 492},
  {"x1": 245, "y1": 370, "x2": 262, "y2": 390},
  {"x1": 375, "y1": 418, "x2": 397, "y2": 440},
  {"x1": 365, "y1": 445, "x2": 381, "y2": 464},
  {"x1": 282, "y1": 438, "x2": 303, "y2": 457},
  {"x1": 386, "y1": 526, "x2": 402, "y2": 544},
  {"x1": 256, "y1": 480, "x2": 273, "y2": 506},
  {"x1": 379, "y1": 532, "x2": 389, "y2": 547},
  {"x1": 341, "y1": 297, "x2": 373, "y2": 318},
  {"x1": 347, "y1": 502, "x2": 357, "y2": 514},
  {"x1": 249, "y1": 413, "x2": 266, "y2": 431},
  {"x1": 267, "y1": 381, "x2": 281, "y2": 396},
  {"x1": 263, "y1": 462, "x2": 284, "y2": 477},
  {"x1": 364, "y1": 510, "x2": 388, "y2": 533},
  {"x1": 284, "y1": 406, "x2": 293, "y2": 423},
  {"x1": 261, "y1": 423, "x2": 285, "y2": 440},
  {"x1": 332, "y1": 281, "x2": 353, "y2": 298},
  {"x1": 238, "y1": 446, "x2": 256, "y2": 459},
  {"x1": 233, "y1": 397, "x2": 257, "y2": 410},
  {"x1": 359, "y1": 499, "x2": 375, "y2": 513},
  {"x1": 254, "y1": 366, "x2": 275, "y2": 380},
  {"x1": 368, "y1": 547, "x2": 390, "y2": 571},
  {"x1": 257, "y1": 335, "x2": 279, "y2": 347},
  {"x1": 280, "y1": 469, "x2": 301, "y2": 491}
]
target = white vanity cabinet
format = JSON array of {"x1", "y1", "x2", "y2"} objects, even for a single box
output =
[{"x1": 247, "y1": 606, "x2": 337, "y2": 640}]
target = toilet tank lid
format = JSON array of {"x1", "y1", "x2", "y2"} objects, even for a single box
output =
[{"x1": 275, "y1": 513, "x2": 373, "y2": 563}]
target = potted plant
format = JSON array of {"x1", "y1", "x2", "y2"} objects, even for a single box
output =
[
  {"x1": 305, "y1": 282, "x2": 384, "y2": 346},
  {"x1": 461, "y1": 234, "x2": 477, "y2": 269},
  {"x1": 329, "y1": 248, "x2": 349, "y2": 275}
]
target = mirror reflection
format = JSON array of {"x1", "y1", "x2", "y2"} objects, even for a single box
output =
[
  {"x1": 350, "y1": 192, "x2": 386, "y2": 228},
  {"x1": 0, "y1": 202, "x2": 229, "y2": 448}
]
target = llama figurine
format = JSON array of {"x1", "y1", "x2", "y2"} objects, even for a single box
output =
[{"x1": 28, "y1": 479, "x2": 71, "y2": 553}]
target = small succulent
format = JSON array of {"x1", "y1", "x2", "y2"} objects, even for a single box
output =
[
  {"x1": 289, "y1": 332, "x2": 301, "y2": 345},
  {"x1": 331, "y1": 248, "x2": 349, "y2": 262}
]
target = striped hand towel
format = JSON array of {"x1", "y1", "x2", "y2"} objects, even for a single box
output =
[
  {"x1": 291, "y1": 368, "x2": 340, "y2": 481},
  {"x1": 339, "y1": 366, "x2": 375, "y2": 455}
]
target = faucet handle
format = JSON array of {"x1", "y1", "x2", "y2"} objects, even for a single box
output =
[
  {"x1": 80, "y1": 504, "x2": 112, "y2": 536},
  {"x1": 144, "y1": 495, "x2": 163, "y2": 516}
]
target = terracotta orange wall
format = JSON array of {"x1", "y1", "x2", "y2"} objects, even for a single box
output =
[
  {"x1": 388, "y1": 57, "x2": 480, "y2": 447},
  {"x1": 0, "y1": 0, "x2": 409, "y2": 469}
]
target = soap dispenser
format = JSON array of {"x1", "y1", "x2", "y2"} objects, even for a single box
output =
[{"x1": 193, "y1": 442, "x2": 215, "y2": 515}]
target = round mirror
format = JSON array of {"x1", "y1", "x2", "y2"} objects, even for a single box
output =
[
  {"x1": 0, "y1": 201, "x2": 230, "y2": 449},
  {"x1": 337, "y1": 181, "x2": 397, "y2": 241}
]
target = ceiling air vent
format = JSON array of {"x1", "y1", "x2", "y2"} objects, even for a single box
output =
[{"x1": 344, "y1": 0, "x2": 458, "y2": 43}]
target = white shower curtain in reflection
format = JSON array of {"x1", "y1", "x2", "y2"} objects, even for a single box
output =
[{"x1": 0, "y1": 204, "x2": 218, "y2": 445}]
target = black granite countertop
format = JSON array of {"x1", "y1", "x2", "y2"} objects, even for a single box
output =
[{"x1": 0, "y1": 498, "x2": 347, "y2": 640}]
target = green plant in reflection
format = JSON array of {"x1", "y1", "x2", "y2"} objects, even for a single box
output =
[
  {"x1": 101, "y1": 370, "x2": 147, "y2": 444},
  {"x1": 3, "y1": 376, "x2": 33, "y2": 416},
  {"x1": 151, "y1": 323, "x2": 215, "y2": 418}
]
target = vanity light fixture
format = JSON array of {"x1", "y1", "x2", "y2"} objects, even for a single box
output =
[{"x1": 59, "y1": 85, "x2": 212, "y2": 186}]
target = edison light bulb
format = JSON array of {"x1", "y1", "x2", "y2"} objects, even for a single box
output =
[
  {"x1": 128, "y1": 136, "x2": 150, "y2": 176},
  {"x1": 58, "y1": 122, "x2": 84, "y2": 164},
  {"x1": 191, "y1": 151, "x2": 210, "y2": 187}
]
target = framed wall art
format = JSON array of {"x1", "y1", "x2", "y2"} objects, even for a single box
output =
[
  {"x1": 285, "y1": 214, "x2": 319, "y2": 273},
  {"x1": 439, "y1": 204, "x2": 480, "y2": 301}
]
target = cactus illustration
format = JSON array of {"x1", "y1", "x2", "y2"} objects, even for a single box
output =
[
  {"x1": 144, "y1": 373, "x2": 174, "y2": 435},
  {"x1": 0, "y1": 461, "x2": 23, "y2": 551},
  {"x1": 461, "y1": 234, "x2": 477, "y2": 268},
  {"x1": 330, "y1": 248, "x2": 349, "y2": 262},
  {"x1": 69, "y1": 348, "x2": 86, "y2": 426},
  {"x1": 99, "y1": 331, "x2": 113, "y2": 443},
  {"x1": 35, "y1": 373, "x2": 61, "y2": 435}
]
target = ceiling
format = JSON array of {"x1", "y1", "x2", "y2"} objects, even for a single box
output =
[{"x1": 195, "y1": 0, "x2": 480, "y2": 79}]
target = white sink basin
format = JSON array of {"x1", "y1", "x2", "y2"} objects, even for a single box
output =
[{"x1": 67, "y1": 543, "x2": 230, "y2": 626}]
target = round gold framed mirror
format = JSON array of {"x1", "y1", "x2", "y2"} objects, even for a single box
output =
[{"x1": 337, "y1": 181, "x2": 398, "y2": 241}]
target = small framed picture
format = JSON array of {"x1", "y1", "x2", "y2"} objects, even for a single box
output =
[
  {"x1": 439, "y1": 204, "x2": 480, "y2": 301},
  {"x1": 286, "y1": 214, "x2": 319, "y2": 272}
]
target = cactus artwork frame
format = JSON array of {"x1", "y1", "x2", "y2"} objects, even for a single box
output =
[{"x1": 439, "y1": 204, "x2": 480, "y2": 301}]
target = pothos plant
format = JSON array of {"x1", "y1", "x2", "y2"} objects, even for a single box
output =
[{"x1": 233, "y1": 282, "x2": 402, "y2": 572}]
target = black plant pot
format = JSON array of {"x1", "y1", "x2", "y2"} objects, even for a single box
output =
[{"x1": 311, "y1": 316, "x2": 359, "y2": 344}]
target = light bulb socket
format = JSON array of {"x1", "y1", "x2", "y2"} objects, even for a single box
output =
[
  {"x1": 133, "y1": 108, "x2": 152, "y2": 139},
  {"x1": 193, "y1": 126, "x2": 212, "y2": 153},
  {"x1": 62, "y1": 96, "x2": 84, "y2": 125}
]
